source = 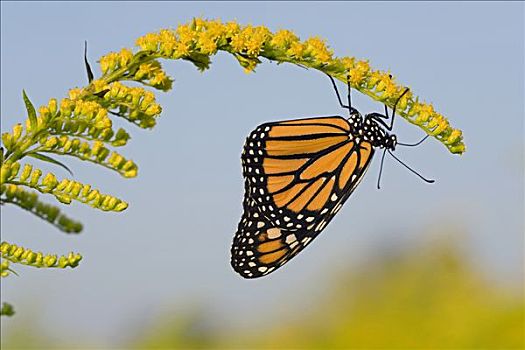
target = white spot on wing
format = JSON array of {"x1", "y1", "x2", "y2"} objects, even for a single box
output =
[{"x1": 267, "y1": 228, "x2": 282, "y2": 239}]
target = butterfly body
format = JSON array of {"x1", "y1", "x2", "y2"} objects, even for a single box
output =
[{"x1": 231, "y1": 112, "x2": 397, "y2": 278}]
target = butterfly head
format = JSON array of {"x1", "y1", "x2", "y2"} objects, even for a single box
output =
[
  {"x1": 386, "y1": 134, "x2": 397, "y2": 150},
  {"x1": 362, "y1": 116, "x2": 397, "y2": 150}
]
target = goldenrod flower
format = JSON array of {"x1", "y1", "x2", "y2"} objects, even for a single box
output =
[
  {"x1": 230, "y1": 32, "x2": 246, "y2": 52},
  {"x1": 270, "y1": 29, "x2": 299, "y2": 49},
  {"x1": 176, "y1": 24, "x2": 195, "y2": 47},
  {"x1": 288, "y1": 41, "x2": 305, "y2": 60},
  {"x1": 99, "y1": 52, "x2": 120, "y2": 74},
  {"x1": 348, "y1": 60, "x2": 371, "y2": 86},
  {"x1": 135, "y1": 33, "x2": 159, "y2": 52},
  {"x1": 130, "y1": 18, "x2": 465, "y2": 152},
  {"x1": 68, "y1": 88, "x2": 83, "y2": 101},
  {"x1": 118, "y1": 48, "x2": 133, "y2": 67},
  {"x1": 197, "y1": 32, "x2": 218, "y2": 55},
  {"x1": 305, "y1": 37, "x2": 333, "y2": 64}
]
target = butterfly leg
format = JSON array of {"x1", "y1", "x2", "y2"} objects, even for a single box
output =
[
  {"x1": 397, "y1": 135, "x2": 430, "y2": 147},
  {"x1": 367, "y1": 113, "x2": 392, "y2": 130},
  {"x1": 367, "y1": 88, "x2": 410, "y2": 130},
  {"x1": 326, "y1": 73, "x2": 349, "y2": 110}
]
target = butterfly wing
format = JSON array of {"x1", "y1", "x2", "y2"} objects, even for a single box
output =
[
  {"x1": 231, "y1": 116, "x2": 375, "y2": 278},
  {"x1": 231, "y1": 184, "x2": 307, "y2": 278}
]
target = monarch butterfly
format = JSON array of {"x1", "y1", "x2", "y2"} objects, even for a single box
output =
[{"x1": 230, "y1": 75, "x2": 432, "y2": 278}]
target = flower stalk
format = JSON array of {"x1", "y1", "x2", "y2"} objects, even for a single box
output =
[{"x1": 132, "y1": 18, "x2": 465, "y2": 153}]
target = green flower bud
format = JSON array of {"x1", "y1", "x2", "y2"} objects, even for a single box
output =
[
  {"x1": 20, "y1": 164, "x2": 33, "y2": 182},
  {"x1": 35, "y1": 252, "x2": 44, "y2": 265},
  {"x1": 114, "y1": 202, "x2": 128, "y2": 211},
  {"x1": 86, "y1": 189, "x2": 99, "y2": 201},
  {"x1": 44, "y1": 255, "x2": 57, "y2": 267},
  {"x1": 56, "y1": 179, "x2": 69, "y2": 192},
  {"x1": 55, "y1": 194, "x2": 72, "y2": 204},
  {"x1": 12, "y1": 124, "x2": 23, "y2": 142},
  {"x1": 45, "y1": 137, "x2": 59, "y2": 149},
  {"x1": 58, "y1": 256, "x2": 68, "y2": 268},
  {"x1": 30, "y1": 168, "x2": 42, "y2": 186},
  {"x1": 25, "y1": 251, "x2": 36, "y2": 264},
  {"x1": 81, "y1": 184, "x2": 91, "y2": 197},
  {"x1": 1, "y1": 163, "x2": 11, "y2": 184},
  {"x1": 48, "y1": 98, "x2": 58, "y2": 115},
  {"x1": 9, "y1": 162, "x2": 20, "y2": 180},
  {"x1": 42, "y1": 173, "x2": 58, "y2": 189}
]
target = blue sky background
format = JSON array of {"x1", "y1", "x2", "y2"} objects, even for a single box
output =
[{"x1": 1, "y1": 1, "x2": 523, "y2": 347}]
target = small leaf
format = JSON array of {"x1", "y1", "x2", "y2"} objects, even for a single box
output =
[
  {"x1": 22, "y1": 90, "x2": 38, "y2": 131},
  {"x1": 4, "y1": 266, "x2": 19, "y2": 277},
  {"x1": 28, "y1": 153, "x2": 73, "y2": 176},
  {"x1": 84, "y1": 41, "x2": 94, "y2": 83},
  {"x1": 94, "y1": 89, "x2": 109, "y2": 98},
  {"x1": 108, "y1": 110, "x2": 126, "y2": 118}
]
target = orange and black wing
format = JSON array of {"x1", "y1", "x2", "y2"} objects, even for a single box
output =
[{"x1": 231, "y1": 116, "x2": 375, "y2": 278}]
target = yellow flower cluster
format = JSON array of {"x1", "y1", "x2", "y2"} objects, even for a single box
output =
[
  {"x1": 134, "y1": 61, "x2": 173, "y2": 91},
  {"x1": 34, "y1": 135, "x2": 138, "y2": 178},
  {"x1": 53, "y1": 80, "x2": 162, "y2": 129},
  {"x1": 59, "y1": 98, "x2": 112, "y2": 129},
  {"x1": 2, "y1": 98, "x2": 59, "y2": 152},
  {"x1": 134, "y1": 18, "x2": 465, "y2": 154},
  {"x1": 50, "y1": 115, "x2": 130, "y2": 148},
  {"x1": 104, "y1": 82, "x2": 162, "y2": 128},
  {"x1": 99, "y1": 48, "x2": 134, "y2": 75},
  {"x1": 99, "y1": 48, "x2": 172, "y2": 90},
  {"x1": 1, "y1": 161, "x2": 128, "y2": 211},
  {"x1": 1, "y1": 124, "x2": 24, "y2": 152},
  {"x1": 232, "y1": 25, "x2": 271, "y2": 57},
  {"x1": 0, "y1": 241, "x2": 82, "y2": 269},
  {"x1": 303, "y1": 37, "x2": 333, "y2": 64},
  {"x1": 269, "y1": 29, "x2": 300, "y2": 60}
]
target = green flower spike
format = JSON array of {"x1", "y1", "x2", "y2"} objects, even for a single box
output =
[
  {"x1": 0, "y1": 242, "x2": 82, "y2": 269},
  {"x1": 1, "y1": 184, "x2": 83, "y2": 233},
  {"x1": 1, "y1": 162, "x2": 128, "y2": 211}
]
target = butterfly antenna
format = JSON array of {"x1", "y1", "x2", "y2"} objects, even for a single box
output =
[
  {"x1": 397, "y1": 135, "x2": 430, "y2": 147},
  {"x1": 346, "y1": 74, "x2": 352, "y2": 110},
  {"x1": 377, "y1": 148, "x2": 388, "y2": 189},
  {"x1": 326, "y1": 74, "x2": 347, "y2": 109},
  {"x1": 387, "y1": 150, "x2": 435, "y2": 184}
]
